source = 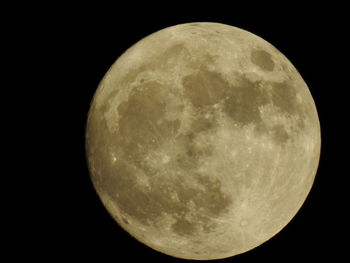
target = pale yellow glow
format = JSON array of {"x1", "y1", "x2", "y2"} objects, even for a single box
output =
[{"x1": 86, "y1": 22, "x2": 321, "y2": 260}]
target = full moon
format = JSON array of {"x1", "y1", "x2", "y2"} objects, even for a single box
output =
[{"x1": 86, "y1": 22, "x2": 321, "y2": 260}]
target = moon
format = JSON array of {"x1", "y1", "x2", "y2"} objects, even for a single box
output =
[{"x1": 86, "y1": 22, "x2": 321, "y2": 260}]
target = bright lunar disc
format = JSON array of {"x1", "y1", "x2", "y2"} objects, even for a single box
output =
[{"x1": 86, "y1": 22, "x2": 321, "y2": 260}]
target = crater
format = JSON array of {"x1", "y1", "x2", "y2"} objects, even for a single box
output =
[
  {"x1": 122, "y1": 217, "x2": 129, "y2": 225},
  {"x1": 251, "y1": 50, "x2": 275, "y2": 71}
]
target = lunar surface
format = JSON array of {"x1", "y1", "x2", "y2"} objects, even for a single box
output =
[{"x1": 86, "y1": 22, "x2": 321, "y2": 260}]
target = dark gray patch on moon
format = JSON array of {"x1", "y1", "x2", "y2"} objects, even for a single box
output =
[
  {"x1": 251, "y1": 50, "x2": 275, "y2": 71},
  {"x1": 191, "y1": 114, "x2": 217, "y2": 134},
  {"x1": 271, "y1": 124, "x2": 290, "y2": 144},
  {"x1": 102, "y1": 161, "x2": 151, "y2": 225},
  {"x1": 103, "y1": 158, "x2": 232, "y2": 233},
  {"x1": 181, "y1": 66, "x2": 303, "y2": 146},
  {"x1": 224, "y1": 76, "x2": 269, "y2": 126},
  {"x1": 120, "y1": 64, "x2": 148, "y2": 87},
  {"x1": 169, "y1": 173, "x2": 232, "y2": 236},
  {"x1": 171, "y1": 217, "x2": 197, "y2": 236},
  {"x1": 194, "y1": 174, "x2": 232, "y2": 215},
  {"x1": 271, "y1": 81, "x2": 298, "y2": 115},
  {"x1": 181, "y1": 68, "x2": 271, "y2": 129},
  {"x1": 116, "y1": 81, "x2": 181, "y2": 161},
  {"x1": 182, "y1": 67, "x2": 229, "y2": 108},
  {"x1": 158, "y1": 43, "x2": 189, "y2": 65},
  {"x1": 92, "y1": 79, "x2": 234, "y2": 234}
]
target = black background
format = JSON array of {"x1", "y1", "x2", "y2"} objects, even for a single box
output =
[{"x1": 18, "y1": 3, "x2": 345, "y2": 262}]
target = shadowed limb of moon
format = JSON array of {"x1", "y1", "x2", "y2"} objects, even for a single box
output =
[{"x1": 86, "y1": 22, "x2": 321, "y2": 260}]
